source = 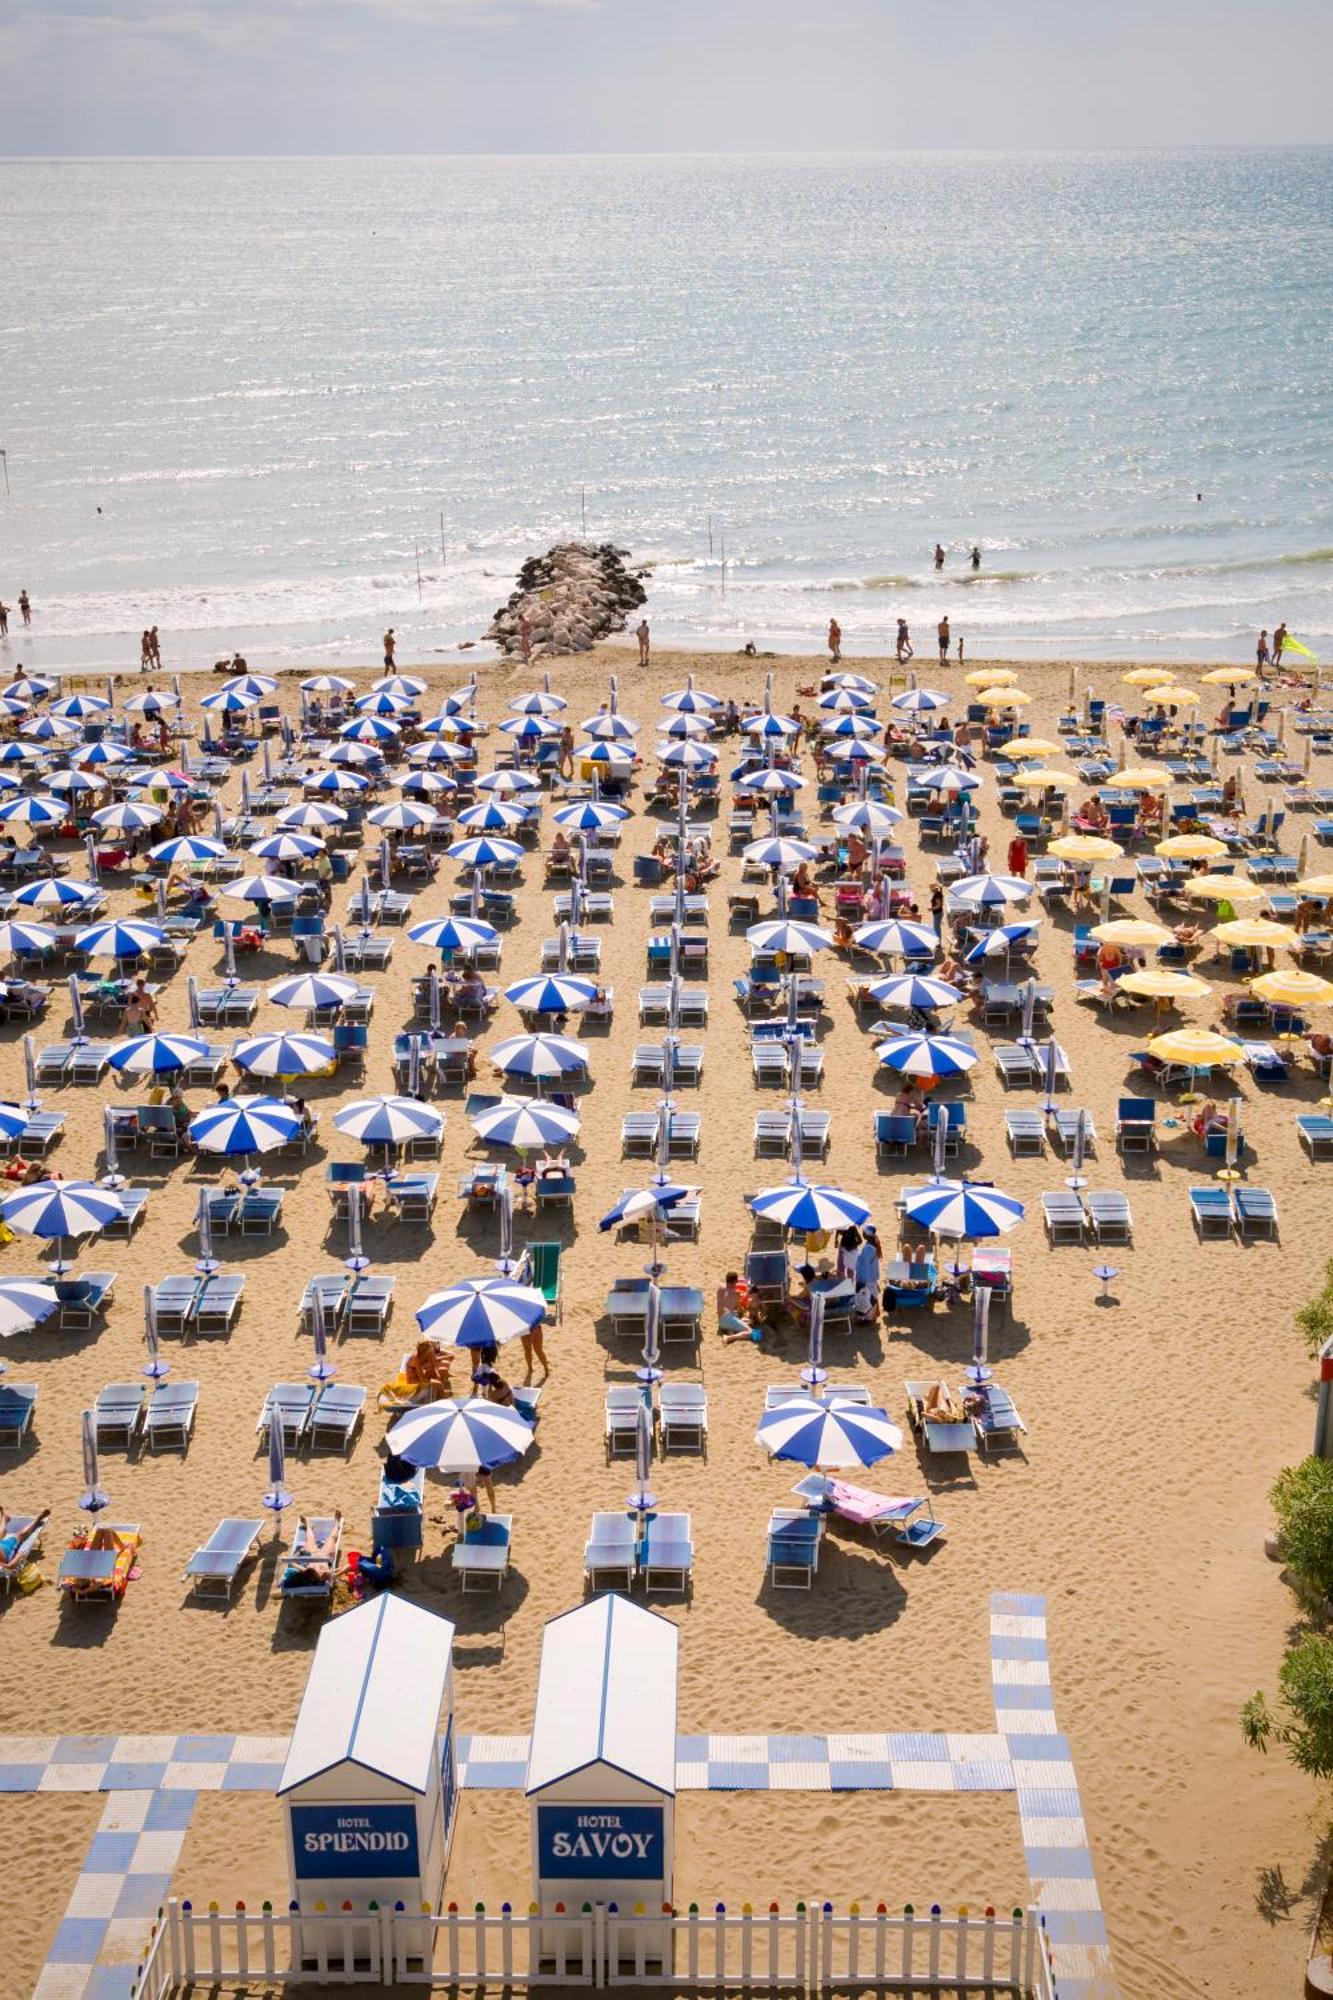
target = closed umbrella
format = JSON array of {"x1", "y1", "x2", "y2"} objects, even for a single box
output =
[
  {"x1": 80, "y1": 1408, "x2": 110, "y2": 1514},
  {"x1": 1041, "y1": 1036, "x2": 1062, "y2": 1112},
  {"x1": 142, "y1": 1283, "x2": 169, "y2": 1381},
  {"x1": 801, "y1": 1290, "x2": 828, "y2": 1388},
  {"x1": 966, "y1": 1285, "x2": 993, "y2": 1387},
  {"x1": 102, "y1": 1103, "x2": 123, "y2": 1187},
  {"x1": 67, "y1": 975, "x2": 86, "y2": 1045},
  {"x1": 384, "y1": 1397, "x2": 536, "y2": 1473},
  {"x1": 346, "y1": 1182, "x2": 367, "y2": 1273},
  {"x1": 416, "y1": 1277, "x2": 546, "y2": 1349},
  {"x1": 639, "y1": 1277, "x2": 662, "y2": 1387},
  {"x1": 1067, "y1": 1107, "x2": 1089, "y2": 1192},
  {"x1": 930, "y1": 1102, "x2": 949, "y2": 1182},
  {"x1": 196, "y1": 1186, "x2": 219, "y2": 1276},
  {"x1": 628, "y1": 1395, "x2": 657, "y2": 1515},
  {"x1": 263, "y1": 1419, "x2": 291, "y2": 1515},
  {"x1": 308, "y1": 1286, "x2": 335, "y2": 1383}
]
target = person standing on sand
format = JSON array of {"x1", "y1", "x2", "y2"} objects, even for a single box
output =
[
  {"x1": 1272, "y1": 623, "x2": 1287, "y2": 670},
  {"x1": 140, "y1": 631, "x2": 153, "y2": 670},
  {"x1": 636, "y1": 619, "x2": 650, "y2": 666},
  {"x1": 933, "y1": 544, "x2": 945, "y2": 571},
  {"x1": 557, "y1": 723, "x2": 574, "y2": 780},
  {"x1": 383, "y1": 628, "x2": 395, "y2": 669},
  {"x1": 827, "y1": 617, "x2": 842, "y2": 663},
  {"x1": 937, "y1": 615, "x2": 950, "y2": 664},
  {"x1": 148, "y1": 626, "x2": 161, "y2": 667},
  {"x1": 1256, "y1": 629, "x2": 1269, "y2": 671},
  {"x1": 896, "y1": 618, "x2": 912, "y2": 663},
  {"x1": 17, "y1": 591, "x2": 30, "y2": 627}
]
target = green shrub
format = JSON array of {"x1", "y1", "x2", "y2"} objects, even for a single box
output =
[
  {"x1": 1297, "y1": 1260, "x2": 1333, "y2": 1359},
  {"x1": 1244, "y1": 1636, "x2": 1333, "y2": 1779},
  {"x1": 1271, "y1": 1458, "x2": 1333, "y2": 1604}
]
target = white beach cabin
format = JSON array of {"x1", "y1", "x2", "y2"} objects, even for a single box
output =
[
  {"x1": 278, "y1": 1594, "x2": 458, "y2": 1966},
  {"x1": 526, "y1": 1594, "x2": 678, "y2": 1963}
]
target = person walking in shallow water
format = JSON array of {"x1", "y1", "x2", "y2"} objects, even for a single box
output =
[
  {"x1": 636, "y1": 619, "x2": 650, "y2": 666},
  {"x1": 896, "y1": 618, "x2": 912, "y2": 663},
  {"x1": 383, "y1": 627, "x2": 395, "y2": 669},
  {"x1": 933, "y1": 543, "x2": 945, "y2": 572},
  {"x1": 827, "y1": 617, "x2": 841, "y2": 663},
  {"x1": 17, "y1": 591, "x2": 30, "y2": 627},
  {"x1": 1256, "y1": 629, "x2": 1270, "y2": 672},
  {"x1": 970, "y1": 545, "x2": 981, "y2": 570}
]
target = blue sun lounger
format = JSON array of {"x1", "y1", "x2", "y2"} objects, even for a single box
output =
[
  {"x1": 0, "y1": 1514, "x2": 47, "y2": 1590},
  {"x1": 279, "y1": 1515, "x2": 341, "y2": 1604},
  {"x1": 767, "y1": 1509, "x2": 822, "y2": 1588},
  {"x1": 145, "y1": 1380, "x2": 199, "y2": 1453},
  {"x1": 184, "y1": 1517, "x2": 264, "y2": 1602},
  {"x1": 258, "y1": 1382, "x2": 317, "y2": 1448},
  {"x1": 1188, "y1": 1186, "x2": 1233, "y2": 1239},
  {"x1": 94, "y1": 1382, "x2": 147, "y2": 1450},
  {"x1": 0, "y1": 1384, "x2": 37, "y2": 1449},
  {"x1": 452, "y1": 1514, "x2": 512, "y2": 1592},
  {"x1": 309, "y1": 1384, "x2": 367, "y2": 1455}
]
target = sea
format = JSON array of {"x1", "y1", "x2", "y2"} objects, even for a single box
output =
[{"x1": 0, "y1": 148, "x2": 1329, "y2": 674}]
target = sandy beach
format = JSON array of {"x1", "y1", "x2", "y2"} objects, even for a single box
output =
[{"x1": 0, "y1": 645, "x2": 1326, "y2": 2000}]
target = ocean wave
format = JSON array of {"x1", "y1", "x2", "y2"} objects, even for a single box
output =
[{"x1": 861, "y1": 570, "x2": 1034, "y2": 588}]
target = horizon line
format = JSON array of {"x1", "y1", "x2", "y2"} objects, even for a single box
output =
[{"x1": 2, "y1": 141, "x2": 1332, "y2": 164}]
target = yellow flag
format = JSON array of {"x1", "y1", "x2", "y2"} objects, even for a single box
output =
[{"x1": 1284, "y1": 635, "x2": 1317, "y2": 660}]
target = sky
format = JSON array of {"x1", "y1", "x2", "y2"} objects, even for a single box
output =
[{"x1": 0, "y1": 0, "x2": 1329, "y2": 155}]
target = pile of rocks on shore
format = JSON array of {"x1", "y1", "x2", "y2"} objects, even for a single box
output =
[{"x1": 487, "y1": 542, "x2": 647, "y2": 658}]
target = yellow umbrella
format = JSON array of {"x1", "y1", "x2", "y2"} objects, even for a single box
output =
[
  {"x1": 1185, "y1": 874, "x2": 1265, "y2": 902},
  {"x1": 980, "y1": 688, "x2": 1032, "y2": 707},
  {"x1": 1005, "y1": 737, "x2": 1063, "y2": 758},
  {"x1": 1118, "y1": 969, "x2": 1211, "y2": 1000},
  {"x1": 1090, "y1": 918, "x2": 1172, "y2": 947},
  {"x1": 1294, "y1": 876, "x2": 1333, "y2": 897},
  {"x1": 1251, "y1": 970, "x2": 1333, "y2": 1006},
  {"x1": 1213, "y1": 918, "x2": 1295, "y2": 948},
  {"x1": 1012, "y1": 768, "x2": 1078, "y2": 790},
  {"x1": 1147, "y1": 1028, "x2": 1245, "y2": 1066},
  {"x1": 1155, "y1": 834, "x2": 1228, "y2": 860},
  {"x1": 1143, "y1": 685, "x2": 1200, "y2": 706},
  {"x1": 1048, "y1": 833, "x2": 1124, "y2": 862},
  {"x1": 1117, "y1": 767, "x2": 1173, "y2": 789},
  {"x1": 1122, "y1": 667, "x2": 1176, "y2": 687},
  {"x1": 1201, "y1": 667, "x2": 1258, "y2": 686},
  {"x1": 966, "y1": 667, "x2": 1017, "y2": 686}
]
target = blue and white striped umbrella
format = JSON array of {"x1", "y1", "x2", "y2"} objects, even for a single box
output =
[
  {"x1": 307, "y1": 767, "x2": 370, "y2": 793},
  {"x1": 579, "y1": 739, "x2": 635, "y2": 766},
  {"x1": 188, "y1": 1095, "x2": 301, "y2": 1155},
  {"x1": 660, "y1": 679, "x2": 720, "y2": 712},
  {"x1": 852, "y1": 919, "x2": 939, "y2": 957},
  {"x1": 20, "y1": 715, "x2": 76, "y2": 741},
  {"x1": 222, "y1": 673, "x2": 278, "y2": 699},
  {"x1": 499, "y1": 713, "x2": 559, "y2": 740},
  {"x1": 402, "y1": 769, "x2": 457, "y2": 797},
  {"x1": 435, "y1": 685, "x2": 477, "y2": 715},
  {"x1": 341, "y1": 715, "x2": 401, "y2": 743},
  {"x1": 232, "y1": 1032, "x2": 335, "y2": 1078},
  {"x1": 276, "y1": 802, "x2": 347, "y2": 830},
  {"x1": 301, "y1": 674, "x2": 356, "y2": 694},
  {"x1": 0, "y1": 793, "x2": 63, "y2": 825},
  {"x1": 471, "y1": 1096, "x2": 581, "y2": 1148},
  {"x1": 598, "y1": 1182, "x2": 693, "y2": 1231},
  {"x1": 964, "y1": 921, "x2": 1042, "y2": 964},
  {"x1": 408, "y1": 916, "x2": 499, "y2": 956},
  {"x1": 552, "y1": 800, "x2": 629, "y2": 831},
  {"x1": 876, "y1": 1033, "x2": 979, "y2": 1077},
  {"x1": 818, "y1": 686, "x2": 875, "y2": 712},
  {"x1": 582, "y1": 711, "x2": 640, "y2": 740},
  {"x1": 831, "y1": 800, "x2": 903, "y2": 833},
  {"x1": 0, "y1": 740, "x2": 46, "y2": 765},
  {"x1": 827, "y1": 672, "x2": 879, "y2": 693},
  {"x1": 822, "y1": 713, "x2": 881, "y2": 740},
  {"x1": 474, "y1": 768, "x2": 540, "y2": 795},
  {"x1": 147, "y1": 834, "x2": 227, "y2": 866},
  {"x1": 743, "y1": 836, "x2": 818, "y2": 868},
  {"x1": 109, "y1": 1032, "x2": 211, "y2": 1076},
  {"x1": 415, "y1": 1277, "x2": 546, "y2": 1348},
  {"x1": 249, "y1": 831, "x2": 324, "y2": 862},
  {"x1": 221, "y1": 873, "x2": 303, "y2": 904},
  {"x1": 386, "y1": 1395, "x2": 537, "y2": 1472},
  {"x1": 755, "y1": 1396, "x2": 901, "y2": 1468},
  {"x1": 891, "y1": 687, "x2": 950, "y2": 712},
  {"x1": 743, "y1": 711, "x2": 800, "y2": 738},
  {"x1": 456, "y1": 800, "x2": 526, "y2": 832},
  {"x1": 333, "y1": 1095, "x2": 444, "y2": 1146},
  {"x1": 327, "y1": 740, "x2": 379, "y2": 767},
  {"x1": 658, "y1": 739, "x2": 717, "y2": 769},
  {"x1": 0, "y1": 1104, "x2": 28, "y2": 1143},
  {"x1": 911, "y1": 764, "x2": 982, "y2": 794},
  {"x1": 748, "y1": 1180, "x2": 872, "y2": 1233},
  {"x1": 355, "y1": 689, "x2": 415, "y2": 716},
  {"x1": 948, "y1": 872, "x2": 1032, "y2": 909},
  {"x1": 47, "y1": 768, "x2": 107, "y2": 797},
  {"x1": 91, "y1": 802, "x2": 163, "y2": 833},
  {"x1": 13, "y1": 876, "x2": 100, "y2": 910},
  {"x1": 0, "y1": 1276, "x2": 59, "y2": 1338},
  {"x1": 419, "y1": 713, "x2": 465, "y2": 738},
  {"x1": 503, "y1": 974, "x2": 598, "y2": 1014},
  {"x1": 78, "y1": 739, "x2": 133, "y2": 767},
  {"x1": 201, "y1": 686, "x2": 260, "y2": 713},
  {"x1": 1, "y1": 1179, "x2": 121, "y2": 1241},
  {"x1": 509, "y1": 690, "x2": 567, "y2": 715},
  {"x1": 368, "y1": 800, "x2": 439, "y2": 831},
  {"x1": 865, "y1": 974, "x2": 964, "y2": 1011},
  {"x1": 0, "y1": 919, "x2": 57, "y2": 956},
  {"x1": 123, "y1": 689, "x2": 169, "y2": 714},
  {"x1": 490, "y1": 1031, "x2": 589, "y2": 1076},
  {"x1": 372, "y1": 673, "x2": 428, "y2": 698},
  {"x1": 269, "y1": 971, "x2": 362, "y2": 1010},
  {"x1": 900, "y1": 1179, "x2": 1026, "y2": 1240},
  {"x1": 447, "y1": 836, "x2": 523, "y2": 869},
  {"x1": 746, "y1": 919, "x2": 833, "y2": 955},
  {"x1": 74, "y1": 919, "x2": 165, "y2": 958},
  {"x1": 4, "y1": 674, "x2": 54, "y2": 701},
  {"x1": 737, "y1": 766, "x2": 804, "y2": 794}
]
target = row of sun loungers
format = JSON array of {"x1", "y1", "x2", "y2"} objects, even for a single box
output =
[
  {"x1": 604, "y1": 1383, "x2": 708, "y2": 1457},
  {"x1": 620, "y1": 1109, "x2": 702, "y2": 1157},
  {"x1": 299, "y1": 1272, "x2": 396, "y2": 1333},
  {"x1": 256, "y1": 1381, "x2": 368, "y2": 1453},
  {"x1": 1040, "y1": 1190, "x2": 1133, "y2": 1243},
  {"x1": 585, "y1": 1510, "x2": 694, "y2": 1595},
  {"x1": 94, "y1": 1379, "x2": 199, "y2": 1452}
]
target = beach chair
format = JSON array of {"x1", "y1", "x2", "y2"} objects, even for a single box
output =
[
  {"x1": 152, "y1": 1275, "x2": 198, "y2": 1337},
  {"x1": 144, "y1": 1380, "x2": 199, "y2": 1453},
  {"x1": 309, "y1": 1383, "x2": 367, "y2": 1454},
  {"x1": 660, "y1": 1382, "x2": 708, "y2": 1454},
  {"x1": 59, "y1": 1523, "x2": 142, "y2": 1606},
  {"x1": 346, "y1": 1276, "x2": 396, "y2": 1335},
  {"x1": 195, "y1": 1274, "x2": 245, "y2": 1335},
  {"x1": 640, "y1": 1511, "x2": 693, "y2": 1595},
  {"x1": 0, "y1": 1383, "x2": 37, "y2": 1449},
  {"x1": 1050, "y1": 1108, "x2": 1097, "y2": 1157},
  {"x1": 258, "y1": 1381, "x2": 317, "y2": 1448},
  {"x1": 753, "y1": 1108, "x2": 792, "y2": 1157},
  {"x1": 745, "y1": 1250, "x2": 788, "y2": 1306},
  {"x1": 0, "y1": 1514, "x2": 47, "y2": 1591},
  {"x1": 1085, "y1": 1190, "x2": 1133, "y2": 1243},
  {"x1": 104, "y1": 1185, "x2": 149, "y2": 1239},
  {"x1": 667, "y1": 1111, "x2": 701, "y2": 1158},
  {"x1": 534, "y1": 1169, "x2": 575, "y2": 1213},
  {"x1": 372, "y1": 1464, "x2": 425, "y2": 1551},
  {"x1": 94, "y1": 1381, "x2": 146, "y2": 1450},
  {"x1": 279, "y1": 1515, "x2": 341, "y2": 1604},
  {"x1": 904, "y1": 1380, "x2": 977, "y2": 1457},
  {"x1": 1234, "y1": 1186, "x2": 1278, "y2": 1239},
  {"x1": 239, "y1": 1189, "x2": 284, "y2": 1236},
  {"x1": 798, "y1": 1476, "x2": 947, "y2": 1551},
  {"x1": 1040, "y1": 1190, "x2": 1085, "y2": 1244},
  {"x1": 391, "y1": 1174, "x2": 439, "y2": 1221},
  {"x1": 1188, "y1": 1186, "x2": 1234, "y2": 1239},
  {"x1": 35, "y1": 1041, "x2": 74, "y2": 1084},
  {"x1": 767, "y1": 1509, "x2": 822, "y2": 1588},
  {"x1": 971, "y1": 1384, "x2": 1027, "y2": 1456},
  {"x1": 525, "y1": 1241, "x2": 562, "y2": 1321},
  {"x1": 1005, "y1": 1109, "x2": 1046, "y2": 1157},
  {"x1": 994, "y1": 1044, "x2": 1039, "y2": 1089},
  {"x1": 584, "y1": 1511, "x2": 638, "y2": 1591},
  {"x1": 751, "y1": 1042, "x2": 788, "y2": 1088},
  {"x1": 1298, "y1": 1115, "x2": 1333, "y2": 1160},
  {"x1": 56, "y1": 1271, "x2": 117, "y2": 1330},
  {"x1": 452, "y1": 1513, "x2": 512, "y2": 1592},
  {"x1": 183, "y1": 1515, "x2": 265, "y2": 1602},
  {"x1": 605, "y1": 1385, "x2": 644, "y2": 1459},
  {"x1": 875, "y1": 1112, "x2": 918, "y2": 1159},
  {"x1": 69, "y1": 1041, "x2": 112, "y2": 1084},
  {"x1": 1116, "y1": 1097, "x2": 1156, "y2": 1153},
  {"x1": 796, "y1": 1108, "x2": 831, "y2": 1159},
  {"x1": 796, "y1": 1043, "x2": 824, "y2": 1089},
  {"x1": 17, "y1": 1111, "x2": 64, "y2": 1156},
  {"x1": 632, "y1": 1044, "x2": 666, "y2": 1085},
  {"x1": 621, "y1": 1110, "x2": 660, "y2": 1156}
]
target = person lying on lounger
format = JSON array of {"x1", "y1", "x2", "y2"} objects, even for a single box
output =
[
  {"x1": 285, "y1": 1512, "x2": 343, "y2": 1587},
  {"x1": 0, "y1": 1506, "x2": 49, "y2": 1564},
  {"x1": 922, "y1": 1381, "x2": 964, "y2": 1424}
]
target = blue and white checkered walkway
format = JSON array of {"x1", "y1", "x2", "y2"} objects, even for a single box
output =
[
  {"x1": 13, "y1": 1593, "x2": 1115, "y2": 1998},
  {"x1": 990, "y1": 1592, "x2": 1118, "y2": 2000}
]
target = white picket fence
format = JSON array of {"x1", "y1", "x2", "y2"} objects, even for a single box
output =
[{"x1": 129, "y1": 1895, "x2": 1059, "y2": 1996}]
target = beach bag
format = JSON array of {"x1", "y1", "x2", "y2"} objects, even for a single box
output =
[
  {"x1": 16, "y1": 1563, "x2": 44, "y2": 1594},
  {"x1": 854, "y1": 1283, "x2": 877, "y2": 1318}
]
